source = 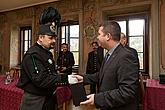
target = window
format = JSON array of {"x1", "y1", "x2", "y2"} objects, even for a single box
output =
[
  {"x1": 61, "y1": 23, "x2": 79, "y2": 66},
  {"x1": 20, "y1": 26, "x2": 32, "y2": 62},
  {"x1": 110, "y1": 14, "x2": 149, "y2": 74}
]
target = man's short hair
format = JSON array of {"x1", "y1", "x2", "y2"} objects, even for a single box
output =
[
  {"x1": 61, "y1": 43, "x2": 68, "y2": 46},
  {"x1": 100, "y1": 21, "x2": 121, "y2": 41},
  {"x1": 121, "y1": 32, "x2": 127, "y2": 38}
]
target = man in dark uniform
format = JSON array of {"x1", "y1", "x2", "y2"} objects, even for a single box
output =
[
  {"x1": 86, "y1": 42, "x2": 103, "y2": 93},
  {"x1": 57, "y1": 43, "x2": 75, "y2": 75},
  {"x1": 16, "y1": 7, "x2": 68, "y2": 110}
]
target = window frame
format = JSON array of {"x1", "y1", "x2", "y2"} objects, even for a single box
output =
[
  {"x1": 60, "y1": 21, "x2": 79, "y2": 68},
  {"x1": 19, "y1": 26, "x2": 32, "y2": 63},
  {"x1": 109, "y1": 13, "x2": 149, "y2": 75}
]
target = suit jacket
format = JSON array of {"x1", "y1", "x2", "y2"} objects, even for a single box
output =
[
  {"x1": 125, "y1": 45, "x2": 140, "y2": 69},
  {"x1": 17, "y1": 43, "x2": 68, "y2": 110},
  {"x1": 84, "y1": 44, "x2": 139, "y2": 110}
]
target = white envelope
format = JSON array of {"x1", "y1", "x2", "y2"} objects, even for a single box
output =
[{"x1": 68, "y1": 75, "x2": 78, "y2": 84}]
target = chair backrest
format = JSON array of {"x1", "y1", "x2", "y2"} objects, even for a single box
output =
[
  {"x1": 9, "y1": 68, "x2": 19, "y2": 78},
  {"x1": 139, "y1": 72, "x2": 145, "y2": 98}
]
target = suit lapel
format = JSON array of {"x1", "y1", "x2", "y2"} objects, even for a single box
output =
[{"x1": 99, "y1": 44, "x2": 123, "y2": 85}]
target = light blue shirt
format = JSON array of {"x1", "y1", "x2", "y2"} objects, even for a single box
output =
[{"x1": 105, "y1": 43, "x2": 120, "y2": 62}]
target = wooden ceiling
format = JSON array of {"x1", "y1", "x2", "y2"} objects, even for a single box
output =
[{"x1": 0, "y1": 0, "x2": 60, "y2": 12}]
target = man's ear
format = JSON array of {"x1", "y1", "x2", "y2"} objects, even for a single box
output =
[
  {"x1": 38, "y1": 35, "x2": 44, "y2": 41},
  {"x1": 106, "y1": 33, "x2": 112, "y2": 41}
]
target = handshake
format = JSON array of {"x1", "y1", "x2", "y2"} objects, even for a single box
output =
[
  {"x1": 57, "y1": 74, "x2": 82, "y2": 86},
  {"x1": 68, "y1": 74, "x2": 79, "y2": 84}
]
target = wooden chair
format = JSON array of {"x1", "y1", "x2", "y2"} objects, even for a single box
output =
[
  {"x1": 9, "y1": 68, "x2": 19, "y2": 78},
  {"x1": 139, "y1": 72, "x2": 145, "y2": 98},
  {"x1": 139, "y1": 72, "x2": 150, "y2": 105}
]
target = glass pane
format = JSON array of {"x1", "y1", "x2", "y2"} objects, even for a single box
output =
[
  {"x1": 70, "y1": 25, "x2": 79, "y2": 37},
  {"x1": 117, "y1": 21, "x2": 126, "y2": 34},
  {"x1": 29, "y1": 30, "x2": 31, "y2": 40},
  {"x1": 61, "y1": 26, "x2": 66, "y2": 38},
  {"x1": 28, "y1": 41, "x2": 30, "y2": 48},
  {"x1": 72, "y1": 52, "x2": 79, "y2": 65},
  {"x1": 62, "y1": 39, "x2": 65, "y2": 43},
  {"x1": 138, "y1": 53, "x2": 144, "y2": 69},
  {"x1": 70, "y1": 39, "x2": 79, "y2": 51},
  {"x1": 24, "y1": 41, "x2": 28, "y2": 52},
  {"x1": 129, "y1": 19, "x2": 144, "y2": 36},
  {"x1": 129, "y1": 37, "x2": 143, "y2": 52},
  {"x1": 24, "y1": 30, "x2": 29, "y2": 40}
]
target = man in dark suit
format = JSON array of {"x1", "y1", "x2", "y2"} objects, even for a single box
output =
[
  {"x1": 57, "y1": 43, "x2": 75, "y2": 75},
  {"x1": 86, "y1": 41, "x2": 103, "y2": 93},
  {"x1": 75, "y1": 21, "x2": 139, "y2": 110},
  {"x1": 120, "y1": 32, "x2": 140, "y2": 68}
]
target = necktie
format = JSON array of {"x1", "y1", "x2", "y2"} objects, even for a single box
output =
[
  {"x1": 101, "y1": 53, "x2": 109, "y2": 67},
  {"x1": 104, "y1": 53, "x2": 110, "y2": 63}
]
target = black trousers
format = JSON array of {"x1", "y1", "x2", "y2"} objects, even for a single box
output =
[
  {"x1": 90, "y1": 84, "x2": 96, "y2": 94},
  {"x1": 20, "y1": 92, "x2": 58, "y2": 110},
  {"x1": 42, "y1": 94, "x2": 58, "y2": 110}
]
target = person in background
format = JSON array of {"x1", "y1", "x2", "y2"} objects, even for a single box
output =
[
  {"x1": 120, "y1": 32, "x2": 141, "y2": 105},
  {"x1": 120, "y1": 32, "x2": 139, "y2": 68},
  {"x1": 75, "y1": 21, "x2": 139, "y2": 110},
  {"x1": 16, "y1": 7, "x2": 68, "y2": 110},
  {"x1": 86, "y1": 41, "x2": 103, "y2": 93},
  {"x1": 57, "y1": 43, "x2": 75, "y2": 75}
]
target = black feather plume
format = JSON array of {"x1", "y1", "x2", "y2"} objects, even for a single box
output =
[{"x1": 39, "y1": 7, "x2": 61, "y2": 26}]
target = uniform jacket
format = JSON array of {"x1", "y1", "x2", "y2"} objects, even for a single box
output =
[
  {"x1": 86, "y1": 47, "x2": 103, "y2": 74},
  {"x1": 17, "y1": 43, "x2": 68, "y2": 95},
  {"x1": 17, "y1": 43, "x2": 68, "y2": 110},
  {"x1": 57, "y1": 51, "x2": 75, "y2": 75},
  {"x1": 84, "y1": 44, "x2": 139, "y2": 110}
]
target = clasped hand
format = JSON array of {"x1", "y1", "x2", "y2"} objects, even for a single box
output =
[{"x1": 80, "y1": 94, "x2": 95, "y2": 105}]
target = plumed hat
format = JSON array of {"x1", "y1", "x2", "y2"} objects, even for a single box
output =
[{"x1": 38, "y1": 7, "x2": 61, "y2": 36}]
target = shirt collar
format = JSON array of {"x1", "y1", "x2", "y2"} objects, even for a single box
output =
[{"x1": 107, "y1": 43, "x2": 120, "y2": 56}]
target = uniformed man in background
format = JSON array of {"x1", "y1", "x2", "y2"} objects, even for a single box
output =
[
  {"x1": 86, "y1": 41, "x2": 103, "y2": 93},
  {"x1": 57, "y1": 43, "x2": 75, "y2": 75},
  {"x1": 16, "y1": 7, "x2": 68, "y2": 110}
]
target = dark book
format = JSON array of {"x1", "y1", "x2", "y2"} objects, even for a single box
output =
[{"x1": 70, "y1": 83, "x2": 87, "y2": 106}]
